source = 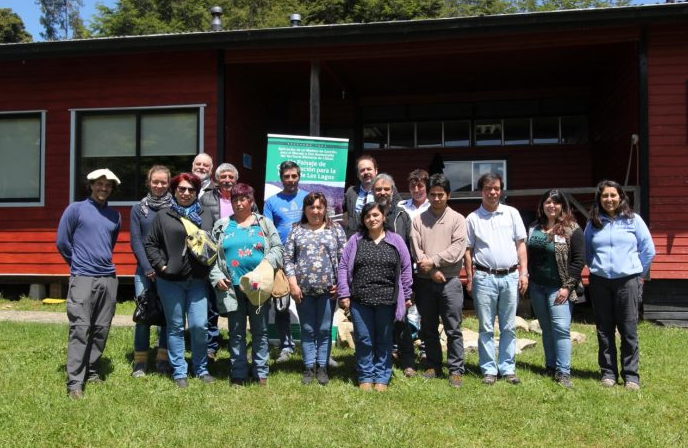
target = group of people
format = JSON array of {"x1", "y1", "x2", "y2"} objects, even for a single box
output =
[{"x1": 56, "y1": 152, "x2": 655, "y2": 399}]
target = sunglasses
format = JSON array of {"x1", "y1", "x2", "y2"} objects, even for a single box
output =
[{"x1": 176, "y1": 186, "x2": 196, "y2": 194}]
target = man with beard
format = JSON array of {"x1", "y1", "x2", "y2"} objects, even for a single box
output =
[
  {"x1": 192, "y1": 153, "x2": 214, "y2": 197},
  {"x1": 372, "y1": 173, "x2": 416, "y2": 377},
  {"x1": 343, "y1": 155, "x2": 401, "y2": 237}
]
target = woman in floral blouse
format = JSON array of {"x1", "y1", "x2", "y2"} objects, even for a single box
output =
[{"x1": 284, "y1": 192, "x2": 347, "y2": 385}]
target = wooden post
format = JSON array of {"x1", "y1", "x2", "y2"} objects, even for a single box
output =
[{"x1": 310, "y1": 61, "x2": 320, "y2": 137}]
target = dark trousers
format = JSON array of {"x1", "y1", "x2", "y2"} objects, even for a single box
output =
[
  {"x1": 589, "y1": 274, "x2": 642, "y2": 384},
  {"x1": 66, "y1": 275, "x2": 118, "y2": 391},
  {"x1": 207, "y1": 285, "x2": 220, "y2": 355},
  {"x1": 393, "y1": 319, "x2": 416, "y2": 369},
  {"x1": 415, "y1": 277, "x2": 465, "y2": 375}
]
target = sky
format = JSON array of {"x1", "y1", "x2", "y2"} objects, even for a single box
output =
[
  {"x1": 2, "y1": 0, "x2": 117, "y2": 41},
  {"x1": 3, "y1": 0, "x2": 656, "y2": 42}
]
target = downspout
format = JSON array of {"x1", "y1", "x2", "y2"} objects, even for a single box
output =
[{"x1": 638, "y1": 28, "x2": 650, "y2": 223}]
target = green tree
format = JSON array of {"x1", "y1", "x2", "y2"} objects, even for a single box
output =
[
  {"x1": 306, "y1": 0, "x2": 444, "y2": 24},
  {"x1": 0, "y1": 8, "x2": 33, "y2": 43},
  {"x1": 36, "y1": 0, "x2": 88, "y2": 40}
]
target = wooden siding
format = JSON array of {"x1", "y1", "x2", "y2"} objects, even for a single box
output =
[
  {"x1": 647, "y1": 24, "x2": 688, "y2": 280},
  {"x1": 0, "y1": 50, "x2": 219, "y2": 277}
]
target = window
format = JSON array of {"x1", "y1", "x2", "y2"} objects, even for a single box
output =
[
  {"x1": 74, "y1": 107, "x2": 202, "y2": 202},
  {"x1": 475, "y1": 120, "x2": 502, "y2": 146},
  {"x1": 443, "y1": 160, "x2": 507, "y2": 194},
  {"x1": 503, "y1": 118, "x2": 531, "y2": 146},
  {"x1": 0, "y1": 112, "x2": 44, "y2": 206},
  {"x1": 444, "y1": 121, "x2": 471, "y2": 147},
  {"x1": 363, "y1": 124, "x2": 388, "y2": 149}
]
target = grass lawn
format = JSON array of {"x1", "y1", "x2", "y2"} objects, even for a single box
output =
[
  {"x1": 0, "y1": 297, "x2": 136, "y2": 315},
  {"x1": 0, "y1": 313, "x2": 686, "y2": 448}
]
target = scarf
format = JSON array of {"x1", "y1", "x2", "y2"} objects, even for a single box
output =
[
  {"x1": 170, "y1": 200, "x2": 202, "y2": 226},
  {"x1": 139, "y1": 192, "x2": 173, "y2": 217}
]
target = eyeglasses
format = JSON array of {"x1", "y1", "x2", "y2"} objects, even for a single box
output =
[{"x1": 176, "y1": 186, "x2": 196, "y2": 194}]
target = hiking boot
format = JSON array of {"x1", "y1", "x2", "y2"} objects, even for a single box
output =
[
  {"x1": 448, "y1": 374, "x2": 463, "y2": 388},
  {"x1": 482, "y1": 374, "x2": 497, "y2": 385},
  {"x1": 68, "y1": 389, "x2": 84, "y2": 400},
  {"x1": 302, "y1": 367, "x2": 315, "y2": 385},
  {"x1": 316, "y1": 367, "x2": 329, "y2": 386},
  {"x1": 199, "y1": 373, "x2": 216, "y2": 384},
  {"x1": 373, "y1": 383, "x2": 388, "y2": 392},
  {"x1": 276, "y1": 349, "x2": 292, "y2": 363},
  {"x1": 624, "y1": 381, "x2": 640, "y2": 391},
  {"x1": 175, "y1": 378, "x2": 189, "y2": 388},
  {"x1": 359, "y1": 382, "x2": 373, "y2": 391},
  {"x1": 131, "y1": 363, "x2": 146, "y2": 378},
  {"x1": 403, "y1": 367, "x2": 417, "y2": 378},
  {"x1": 503, "y1": 374, "x2": 521, "y2": 385},
  {"x1": 421, "y1": 368, "x2": 440, "y2": 379},
  {"x1": 600, "y1": 378, "x2": 616, "y2": 388},
  {"x1": 555, "y1": 372, "x2": 573, "y2": 389}
]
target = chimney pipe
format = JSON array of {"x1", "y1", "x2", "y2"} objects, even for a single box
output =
[
  {"x1": 210, "y1": 6, "x2": 223, "y2": 31},
  {"x1": 290, "y1": 13, "x2": 302, "y2": 27}
]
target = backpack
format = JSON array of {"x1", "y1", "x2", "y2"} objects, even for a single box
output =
[{"x1": 181, "y1": 218, "x2": 218, "y2": 266}]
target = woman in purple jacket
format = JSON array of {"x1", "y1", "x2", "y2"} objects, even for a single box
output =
[{"x1": 337, "y1": 202, "x2": 413, "y2": 392}]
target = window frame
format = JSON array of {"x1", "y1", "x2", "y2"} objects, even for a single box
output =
[
  {"x1": 70, "y1": 105, "x2": 205, "y2": 206},
  {"x1": 0, "y1": 110, "x2": 46, "y2": 208}
]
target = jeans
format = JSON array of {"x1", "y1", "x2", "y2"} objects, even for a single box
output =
[
  {"x1": 296, "y1": 293, "x2": 335, "y2": 368},
  {"x1": 157, "y1": 277, "x2": 209, "y2": 380},
  {"x1": 133, "y1": 266, "x2": 167, "y2": 354},
  {"x1": 276, "y1": 305, "x2": 295, "y2": 353},
  {"x1": 350, "y1": 300, "x2": 395, "y2": 385},
  {"x1": 415, "y1": 277, "x2": 465, "y2": 375},
  {"x1": 228, "y1": 288, "x2": 271, "y2": 380},
  {"x1": 589, "y1": 274, "x2": 641, "y2": 384},
  {"x1": 529, "y1": 281, "x2": 573, "y2": 375},
  {"x1": 473, "y1": 270, "x2": 519, "y2": 376},
  {"x1": 207, "y1": 286, "x2": 220, "y2": 355}
]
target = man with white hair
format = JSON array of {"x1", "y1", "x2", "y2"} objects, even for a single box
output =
[
  {"x1": 192, "y1": 153, "x2": 214, "y2": 197},
  {"x1": 200, "y1": 162, "x2": 240, "y2": 222},
  {"x1": 57, "y1": 168, "x2": 122, "y2": 399}
]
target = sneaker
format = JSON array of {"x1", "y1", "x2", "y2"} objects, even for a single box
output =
[
  {"x1": 373, "y1": 383, "x2": 388, "y2": 392},
  {"x1": 316, "y1": 367, "x2": 329, "y2": 386},
  {"x1": 421, "y1": 368, "x2": 440, "y2": 379},
  {"x1": 155, "y1": 360, "x2": 172, "y2": 375},
  {"x1": 175, "y1": 378, "x2": 189, "y2": 388},
  {"x1": 131, "y1": 363, "x2": 146, "y2": 378},
  {"x1": 86, "y1": 375, "x2": 104, "y2": 384},
  {"x1": 199, "y1": 373, "x2": 216, "y2": 384},
  {"x1": 482, "y1": 374, "x2": 497, "y2": 385},
  {"x1": 600, "y1": 378, "x2": 616, "y2": 388},
  {"x1": 503, "y1": 374, "x2": 521, "y2": 385},
  {"x1": 555, "y1": 372, "x2": 573, "y2": 389},
  {"x1": 328, "y1": 357, "x2": 339, "y2": 369},
  {"x1": 359, "y1": 382, "x2": 373, "y2": 391},
  {"x1": 624, "y1": 381, "x2": 640, "y2": 391},
  {"x1": 302, "y1": 367, "x2": 315, "y2": 385},
  {"x1": 403, "y1": 367, "x2": 417, "y2": 378},
  {"x1": 448, "y1": 374, "x2": 463, "y2": 388},
  {"x1": 275, "y1": 349, "x2": 292, "y2": 363},
  {"x1": 68, "y1": 389, "x2": 84, "y2": 400}
]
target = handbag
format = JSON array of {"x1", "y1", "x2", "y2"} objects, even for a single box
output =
[
  {"x1": 180, "y1": 217, "x2": 218, "y2": 266},
  {"x1": 239, "y1": 258, "x2": 275, "y2": 309},
  {"x1": 272, "y1": 268, "x2": 291, "y2": 313},
  {"x1": 132, "y1": 288, "x2": 166, "y2": 327}
]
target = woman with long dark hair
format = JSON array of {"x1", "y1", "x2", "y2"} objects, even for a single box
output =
[
  {"x1": 584, "y1": 180, "x2": 655, "y2": 390},
  {"x1": 284, "y1": 192, "x2": 347, "y2": 385},
  {"x1": 526, "y1": 189, "x2": 585, "y2": 388},
  {"x1": 337, "y1": 202, "x2": 413, "y2": 391},
  {"x1": 145, "y1": 172, "x2": 216, "y2": 388}
]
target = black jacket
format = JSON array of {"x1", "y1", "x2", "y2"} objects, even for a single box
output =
[{"x1": 145, "y1": 206, "x2": 214, "y2": 281}]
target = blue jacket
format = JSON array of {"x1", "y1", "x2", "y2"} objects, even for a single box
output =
[
  {"x1": 584, "y1": 213, "x2": 656, "y2": 279},
  {"x1": 56, "y1": 198, "x2": 121, "y2": 276},
  {"x1": 337, "y1": 231, "x2": 413, "y2": 321}
]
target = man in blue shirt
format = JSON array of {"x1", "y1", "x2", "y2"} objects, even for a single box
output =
[
  {"x1": 264, "y1": 161, "x2": 308, "y2": 362},
  {"x1": 56, "y1": 168, "x2": 121, "y2": 399}
]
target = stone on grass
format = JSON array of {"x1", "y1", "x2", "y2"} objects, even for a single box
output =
[
  {"x1": 571, "y1": 331, "x2": 586, "y2": 344},
  {"x1": 515, "y1": 316, "x2": 530, "y2": 332},
  {"x1": 529, "y1": 319, "x2": 542, "y2": 334}
]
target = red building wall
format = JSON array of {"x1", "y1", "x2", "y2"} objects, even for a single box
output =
[
  {"x1": 647, "y1": 24, "x2": 688, "y2": 279},
  {"x1": 0, "y1": 50, "x2": 219, "y2": 277}
]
